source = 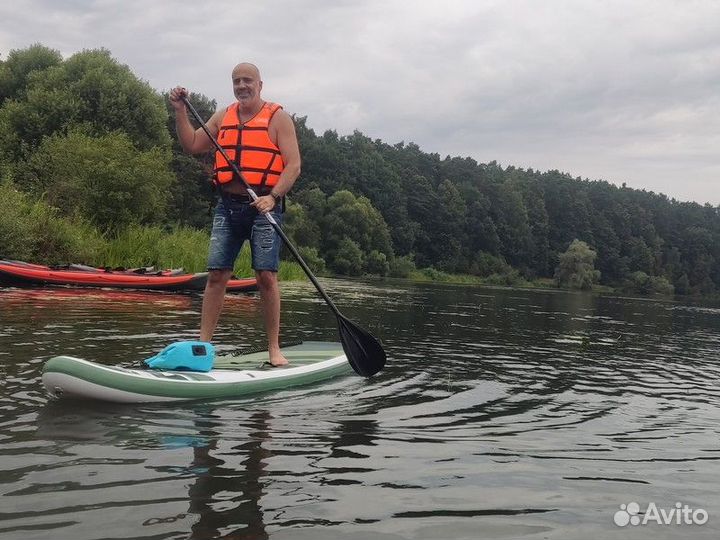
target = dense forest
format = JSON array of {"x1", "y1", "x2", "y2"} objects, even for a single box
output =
[{"x1": 1, "y1": 45, "x2": 719, "y2": 295}]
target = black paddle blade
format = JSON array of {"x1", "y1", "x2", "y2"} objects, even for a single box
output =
[{"x1": 337, "y1": 315, "x2": 386, "y2": 377}]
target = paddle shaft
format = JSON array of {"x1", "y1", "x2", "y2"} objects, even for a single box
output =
[{"x1": 181, "y1": 97, "x2": 343, "y2": 318}]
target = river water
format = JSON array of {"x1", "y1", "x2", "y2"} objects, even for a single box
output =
[{"x1": 1, "y1": 280, "x2": 720, "y2": 539}]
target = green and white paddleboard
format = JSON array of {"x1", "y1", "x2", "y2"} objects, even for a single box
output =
[{"x1": 42, "y1": 341, "x2": 351, "y2": 403}]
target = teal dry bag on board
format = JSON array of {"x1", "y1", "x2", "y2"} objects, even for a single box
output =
[{"x1": 144, "y1": 341, "x2": 215, "y2": 372}]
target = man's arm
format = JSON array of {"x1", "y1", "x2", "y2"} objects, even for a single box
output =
[
  {"x1": 251, "y1": 109, "x2": 300, "y2": 214},
  {"x1": 169, "y1": 87, "x2": 223, "y2": 154},
  {"x1": 269, "y1": 110, "x2": 301, "y2": 198}
]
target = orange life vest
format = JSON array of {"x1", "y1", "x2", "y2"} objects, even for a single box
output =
[{"x1": 213, "y1": 101, "x2": 284, "y2": 190}]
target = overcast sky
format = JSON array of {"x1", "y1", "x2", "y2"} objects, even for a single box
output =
[{"x1": 1, "y1": 0, "x2": 718, "y2": 204}]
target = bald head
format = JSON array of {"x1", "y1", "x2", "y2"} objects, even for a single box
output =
[{"x1": 232, "y1": 62, "x2": 261, "y2": 80}]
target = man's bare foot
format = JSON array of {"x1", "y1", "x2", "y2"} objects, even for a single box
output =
[{"x1": 268, "y1": 349, "x2": 289, "y2": 367}]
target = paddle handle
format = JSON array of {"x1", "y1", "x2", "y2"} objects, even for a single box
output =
[{"x1": 180, "y1": 96, "x2": 343, "y2": 318}]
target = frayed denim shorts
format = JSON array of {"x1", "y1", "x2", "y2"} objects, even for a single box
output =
[{"x1": 207, "y1": 197, "x2": 283, "y2": 272}]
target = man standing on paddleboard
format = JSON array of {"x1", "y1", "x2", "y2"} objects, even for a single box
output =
[{"x1": 169, "y1": 63, "x2": 301, "y2": 366}]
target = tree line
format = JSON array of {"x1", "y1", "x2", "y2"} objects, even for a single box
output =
[{"x1": 2, "y1": 44, "x2": 719, "y2": 295}]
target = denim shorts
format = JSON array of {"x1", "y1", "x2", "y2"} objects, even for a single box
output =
[{"x1": 207, "y1": 198, "x2": 283, "y2": 272}]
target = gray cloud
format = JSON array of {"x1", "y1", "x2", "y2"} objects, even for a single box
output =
[{"x1": 1, "y1": 0, "x2": 718, "y2": 203}]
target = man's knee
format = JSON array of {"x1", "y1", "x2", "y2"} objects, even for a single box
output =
[
  {"x1": 207, "y1": 269, "x2": 233, "y2": 287},
  {"x1": 255, "y1": 270, "x2": 278, "y2": 290}
]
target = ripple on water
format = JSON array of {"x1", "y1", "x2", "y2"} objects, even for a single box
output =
[{"x1": 2, "y1": 283, "x2": 720, "y2": 539}]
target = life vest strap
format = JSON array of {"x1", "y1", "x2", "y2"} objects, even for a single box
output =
[
  {"x1": 215, "y1": 165, "x2": 282, "y2": 175},
  {"x1": 219, "y1": 125, "x2": 269, "y2": 132},
  {"x1": 219, "y1": 144, "x2": 281, "y2": 154}
]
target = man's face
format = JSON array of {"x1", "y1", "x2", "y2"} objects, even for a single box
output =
[{"x1": 232, "y1": 66, "x2": 262, "y2": 104}]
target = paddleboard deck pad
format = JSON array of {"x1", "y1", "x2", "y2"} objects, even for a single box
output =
[{"x1": 42, "y1": 341, "x2": 351, "y2": 403}]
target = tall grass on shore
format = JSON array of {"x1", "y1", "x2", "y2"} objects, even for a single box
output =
[
  {"x1": 103, "y1": 224, "x2": 306, "y2": 279},
  {"x1": 278, "y1": 258, "x2": 306, "y2": 281},
  {"x1": 0, "y1": 180, "x2": 105, "y2": 264},
  {"x1": 102, "y1": 225, "x2": 250, "y2": 275}
]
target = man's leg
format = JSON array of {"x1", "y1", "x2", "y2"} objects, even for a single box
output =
[
  {"x1": 256, "y1": 269, "x2": 287, "y2": 366},
  {"x1": 200, "y1": 269, "x2": 233, "y2": 342},
  {"x1": 202, "y1": 196, "x2": 246, "y2": 342}
]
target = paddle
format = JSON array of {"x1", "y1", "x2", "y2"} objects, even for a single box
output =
[{"x1": 181, "y1": 96, "x2": 386, "y2": 377}]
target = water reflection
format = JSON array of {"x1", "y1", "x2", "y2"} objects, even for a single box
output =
[
  {"x1": 0, "y1": 287, "x2": 194, "y2": 311},
  {"x1": 180, "y1": 411, "x2": 270, "y2": 540}
]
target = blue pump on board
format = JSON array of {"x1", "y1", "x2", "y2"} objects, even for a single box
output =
[{"x1": 144, "y1": 341, "x2": 215, "y2": 372}]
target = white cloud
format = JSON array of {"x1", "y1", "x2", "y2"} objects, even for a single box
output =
[{"x1": 1, "y1": 0, "x2": 718, "y2": 203}]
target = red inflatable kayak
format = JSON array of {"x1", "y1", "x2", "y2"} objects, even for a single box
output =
[{"x1": 0, "y1": 260, "x2": 257, "y2": 292}]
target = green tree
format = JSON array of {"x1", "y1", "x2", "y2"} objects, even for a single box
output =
[
  {"x1": 389, "y1": 254, "x2": 416, "y2": 277},
  {"x1": 674, "y1": 273, "x2": 690, "y2": 295},
  {"x1": 492, "y1": 180, "x2": 533, "y2": 270},
  {"x1": 166, "y1": 153, "x2": 215, "y2": 228},
  {"x1": 403, "y1": 173, "x2": 437, "y2": 267},
  {"x1": 429, "y1": 179, "x2": 468, "y2": 271},
  {"x1": 331, "y1": 237, "x2": 364, "y2": 276},
  {"x1": 322, "y1": 190, "x2": 393, "y2": 275},
  {"x1": 623, "y1": 271, "x2": 675, "y2": 296},
  {"x1": 293, "y1": 186, "x2": 328, "y2": 219},
  {"x1": 0, "y1": 47, "x2": 170, "y2": 164},
  {"x1": 680, "y1": 226, "x2": 716, "y2": 293},
  {"x1": 283, "y1": 202, "x2": 321, "y2": 250},
  {"x1": 554, "y1": 239, "x2": 601, "y2": 290},
  {"x1": 365, "y1": 250, "x2": 390, "y2": 275},
  {"x1": 518, "y1": 177, "x2": 550, "y2": 275},
  {"x1": 0, "y1": 44, "x2": 63, "y2": 104},
  {"x1": 296, "y1": 246, "x2": 327, "y2": 274},
  {"x1": 15, "y1": 130, "x2": 174, "y2": 233}
]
